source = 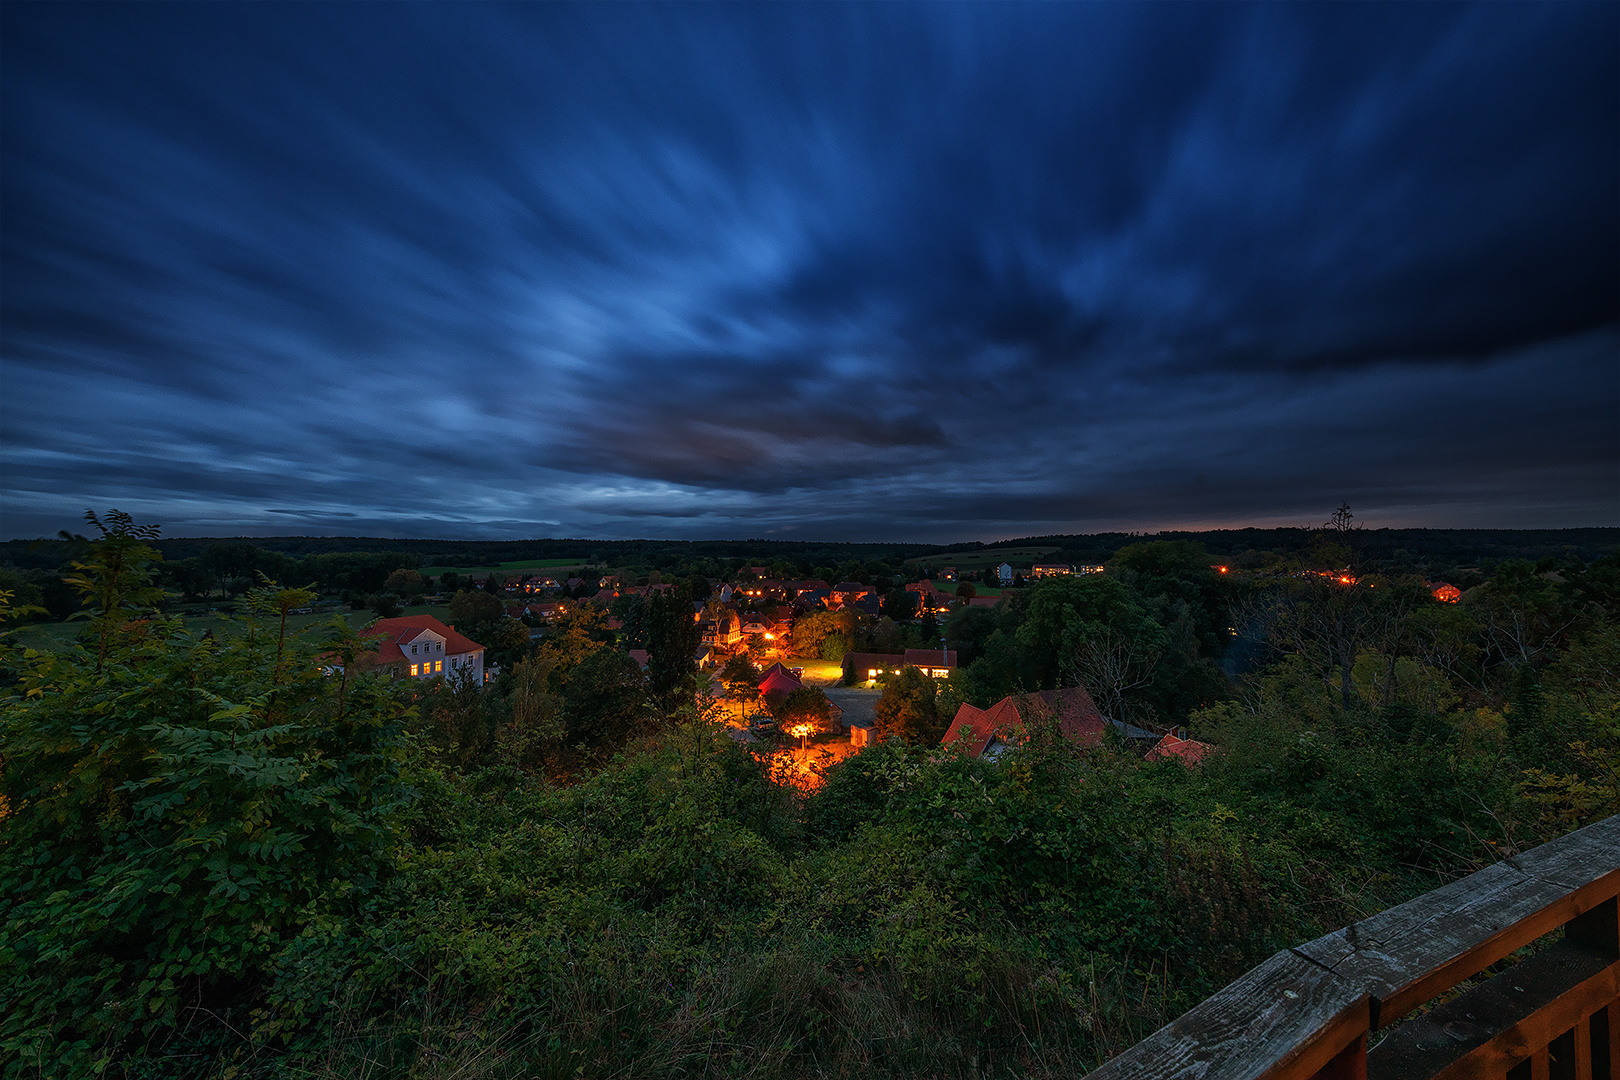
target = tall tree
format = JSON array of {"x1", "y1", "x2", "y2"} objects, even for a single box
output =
[
  {"x1": 873, "y1": 666, "x2": 945, "y2": 745},
  {"x1": 61, "y1": 509, "x2": 164, "y2": 672},
  {"x1": 646, "y1": 586, "x2": 701, "y2": 714}
]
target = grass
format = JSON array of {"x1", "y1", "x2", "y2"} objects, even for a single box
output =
[
  {"x1": 419, "y1": 558, "x2": 587, "y2": 577},
  {"x1": 904, "y1": 547, "x2": 1060, "y2": 570}
]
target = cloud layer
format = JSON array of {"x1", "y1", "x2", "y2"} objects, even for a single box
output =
[{"x1": 2, "y1": 3, "x2": 1616, "y2": 540}]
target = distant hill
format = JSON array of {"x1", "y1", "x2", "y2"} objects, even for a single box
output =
[{"x1": 4, "y1": 527, "x2": 1613, "y2": 576}]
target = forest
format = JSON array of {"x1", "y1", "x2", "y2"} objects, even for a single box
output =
[{"x1": 1, "y1": 512, "x2": 1617, "y2": 1078}]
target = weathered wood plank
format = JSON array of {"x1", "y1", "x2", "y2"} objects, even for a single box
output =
[
  {"x1": 1086, "y1": 817, "x2": 1620, "y2": 1079},
  {"x1": 1364, "y1": 941, "x2": 1616, "y2": 1080},
  {"x1": 1294, "y1": 816, "x2": 1620, "y2": 1024},
  {"x1": 1603, "y1": 1002, "x2": 1619, "y2": 1080},
  {"x1": 1083, "y1": 950, "x2": 1367, "y2": 1080},
  {"x1": 1574, "y1": 1014, "x2": 1592, "y2": 1080}
]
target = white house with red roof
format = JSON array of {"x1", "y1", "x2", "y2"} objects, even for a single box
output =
[{"x1": 366, "y1": 615, "x2": 487, "y2": 683}]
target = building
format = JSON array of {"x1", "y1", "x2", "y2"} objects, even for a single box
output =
[
  {"x1": 997, "y1": 562, "x2": 1014, "y2": 585},
  {"x1": 941, "y1": 686, "x2": 1106, "y2": 760},
  {"x1": 902, "y1": 647, "x2": 956, "y2": 678},
  {"x1": 701, "y1": 608, "x2": 742, "y2": 648},
  {"x1": 758, "y1": 661, "x2": 804, "y2": 698},
  {"x1": 366, "y1": 615, "x2": 486, "y2": 683},
  {"x1": 1145, "y1": 732, "x2": 1214, "y2": 765},
  {"x1": 1429, "y1": 582, "x2": 1462, "y2": 603},
  {"x1": 841, "y1": 651, "x2": 906, "y2": 684},
  {"x1": 1030, "y1": 562, "x2": 1073, "y2": 578},
  {"x1": 831, "y1": 582, "x2": 874, "y2": 608},
  {"x1": 905, "y1": 580, "x2": 953, "y2": 616}
]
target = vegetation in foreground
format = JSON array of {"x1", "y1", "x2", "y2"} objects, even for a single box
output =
[{"x1": 1, "y1": 512, "x2": 1617, "y2": 1079}]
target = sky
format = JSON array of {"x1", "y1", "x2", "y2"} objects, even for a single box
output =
[{"x1": 2, "y1": 2, "x2": 1616, "y2": 542}]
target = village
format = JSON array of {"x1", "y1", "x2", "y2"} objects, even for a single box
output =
[{"x1": 359, "y1": 557, "x2": 1211, "y2": 788}]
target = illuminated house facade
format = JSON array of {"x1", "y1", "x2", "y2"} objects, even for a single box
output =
[{"x1": 366, "y1": 615, "x2": 486, "y2": 683}]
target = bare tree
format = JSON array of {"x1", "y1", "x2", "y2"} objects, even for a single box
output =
[{"x1": 1061, "y1": 626, "x2": 1159, "y2": 724}]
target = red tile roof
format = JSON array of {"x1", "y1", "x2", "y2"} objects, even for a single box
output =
[
  {"x1": 1146, "y1": 733, "x2": 1214, "y2": 765},
  {"x1": 941, "y1": 687, "x2": 1106, "y2": 758},
  {"x1": 904, "y1": 647, "x2": 957, "y2": 669},
  {"x1": 365, "y1": 615, "x2": 485, "y2": 665},
  {"x1": 758, "y1": 662, "x2": 803, "y2": 697}
]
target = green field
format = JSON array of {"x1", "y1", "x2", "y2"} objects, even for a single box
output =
[
  {"x1": 4, "y1": 600, "x2": 454, "y2": 656},
  {"x1": 904, "y1": 546, "x2": 1060, "y2": 571},
  {"x1": 418, "y1": 557, "x2": 587, "y2": 577}
]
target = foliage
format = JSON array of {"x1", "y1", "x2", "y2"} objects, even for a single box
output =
[
  {"x1": 873, "y1": 666, "x2": 945, "y2": 745},
  {"x1": 60, "y1": 509, "x2": 165, "y2": 671},
  {"x1": 645, "y1": 585, "x2": 701, "y2": 714},
  {"x1": 1, "y1": 528, "x2": 410, "y2": 1076},
  {"x1": 768, "y1": 685, "x2": 834, "y2": 733},
  {"x1": 5, "y1": 514, "x2": 1619, "y2": 1079},
  {"x1": 790, "y1": 609, "x2": 854, "y2": 658}
]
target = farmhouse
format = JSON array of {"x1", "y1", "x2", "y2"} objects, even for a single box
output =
[
  {"x1": 366, "y1": 615, "x2": 486, "y2": 683},
  {"x1": 902, "y1": 646, "x2": 956, "y2": 678},
  {"x1": 941, "y1": 686, "x2": 1106, "y2": 760}
]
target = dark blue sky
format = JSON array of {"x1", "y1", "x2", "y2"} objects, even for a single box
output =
[{"x1": 2, "y1": 3, "x2": 1616, "y2": 541}]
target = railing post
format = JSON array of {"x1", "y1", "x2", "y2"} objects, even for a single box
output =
[{"x1": 1311, "y1": 1032, "x2": 1366, "y2": 1080}]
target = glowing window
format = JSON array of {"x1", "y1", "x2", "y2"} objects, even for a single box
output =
[
  {"x1": 409, "y1": 664, "x2": 419, "y2": 676},
  {"x1": 434, "y1": 660, "x2": 443, "y2": 673}
]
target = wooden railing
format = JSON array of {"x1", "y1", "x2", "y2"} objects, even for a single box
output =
[{"x1": 1088, "y1": 813, "x2": 1620, "y2": 1080}]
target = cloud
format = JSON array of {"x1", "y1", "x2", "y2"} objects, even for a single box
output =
[{"x1": 1, "y1": 2, "x2": 1615, "y2": 541}]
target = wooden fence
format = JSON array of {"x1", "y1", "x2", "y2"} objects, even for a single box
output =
[{"x1": 1088, "y1": 813, "x2": 1619, "y2": 1080}]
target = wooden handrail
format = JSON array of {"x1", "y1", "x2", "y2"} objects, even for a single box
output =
[{"x1": 1087, "y1": 813, "x2": 1620, "y2": 1080}]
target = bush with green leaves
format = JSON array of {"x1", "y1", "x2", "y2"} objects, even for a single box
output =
[{"x1": 0, "y1": 519, "x2": 411, "y2": 1075}]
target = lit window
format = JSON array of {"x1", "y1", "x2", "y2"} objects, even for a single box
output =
[
  {"x1": 869, "y1": 669, "x2": 878, "y2": 678},
  {"x1": 409, "y1": 664, "x2": 419, "y2": 676},
  {"x1": 435, "y1": 660, "x2": 443, "y2": 673}
]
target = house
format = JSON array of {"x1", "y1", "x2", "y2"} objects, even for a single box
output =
[
  {"x1": 795, "y1": 588, "x2": 832, "y2": 611},
  {"x1": 940, "y1": 566, "x2": 957, "y2": 582},
  {"x1": 997, "y1": 562, "x2": 1014, "y2": 585},
  {"x1": 831, "y1": 582, "x2": 874, "y2": 608},
  {"x1": 1146, "y1": 732, "x2": 1214, "y2": 765},
  {"x1": 702, "y1": 609, "x2": 742, "y2": 648},
  {"x1": 1429, "y1": 582, "x2": 1462, "y2": 603},
  {"x1": 941, "y1": 686, "x2": 1106, "y2": 760},
  {"x1": 1030, "y1": 562, "x2": 1073, "y2": 578},
  {"x1": 841, "y1": 651, "x2": 906, "y2": 684},
  {"x1": 758, "y1": 661, "x2": 804, "y2": 697},
  {"x1": 902, "y1": 647, "x2": 956, "y2": 678},
  {"x1": 366, "y1": 615, "x2": 486, "y2": 683},
  {"x1": 966, "y1": 596, "x2": 999, "y2": 608},
  {"x1": 905, "y1": 580, "x2": 953, "y2": 616}
]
